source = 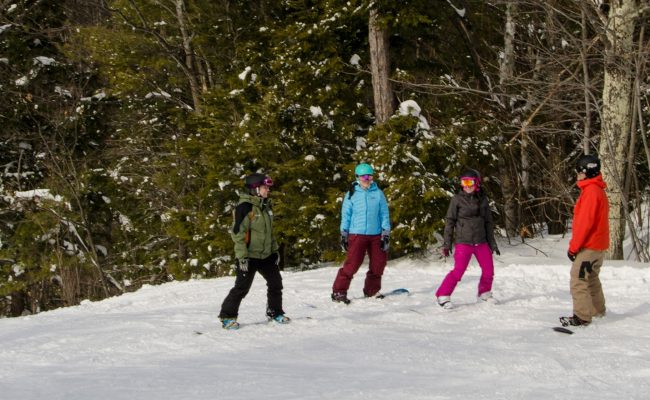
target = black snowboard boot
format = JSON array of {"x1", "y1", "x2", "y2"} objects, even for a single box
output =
[
  {"x1": 331, "y1": 292, "x2": 351, "y2": 304},
  {"x1": 559, "y1": 314, "x2": 590, "y2": 327}
]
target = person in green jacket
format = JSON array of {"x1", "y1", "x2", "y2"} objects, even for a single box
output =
[{"x1": 218, "y1": 173, "x2": 290, "y2": 330}]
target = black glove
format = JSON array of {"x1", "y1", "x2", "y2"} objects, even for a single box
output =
[
  {"x1": 567, "y1": 251, "x2": 577, "y2": 262},
  {"x1": 493, "y1": 248, "x2": 500, "y2": 256},
  {"x1": 237, "y1": 258, "x2": 249, "y2": 272},
  {"x1": 441, "y1": 247, "x2": 450, "y2": 257},
  {"x1": 273, "y1": 252, "x2": 280, "y2": 266},
  {"x1": 380, "y1": 230, "x2": 390, "y2": 252},
  {"x1": 340, "y1": 231, "x2": 349, "y2": 251}
]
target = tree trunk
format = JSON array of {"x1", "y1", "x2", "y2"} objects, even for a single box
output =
[
  {"x1": 369, "y1": 7, "x2": 393, "y2": 124},
  {"x1": 581, "y1": 8, "x2": 592, "y2": 154},
  {"x1": 598, "y1": 0, "x2": 637, "y2": 260},
  {"x1": 175, "y1": 0, "x2": 202, "y2": 113},
  {"x1": 498, "y1": 1, "x2": 519, "y2": 237},
  {"x1": 499, "y1": 1, "x2": 516, "y2": 89}
]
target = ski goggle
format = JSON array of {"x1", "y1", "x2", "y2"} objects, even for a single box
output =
[
  {"x1": 460, "y1": 178, "x2": 476, "y2": 187},
  {"x1": 576, "y1": 163, "x2": 598, "y2": 173},
  {"x1": 357, "y1": 174, "x2": 373, "y2": 181}
]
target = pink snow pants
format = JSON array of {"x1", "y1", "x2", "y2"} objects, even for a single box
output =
[
  {"x1": 332, "y1": 234, "x2": 387, "y2": 297},
  {"x1": 436, "y1": 242, "x2": 494, "y2": 297}
]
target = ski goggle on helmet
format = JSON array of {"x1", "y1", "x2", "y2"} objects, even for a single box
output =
[
  {"x1": 355, "y1": 163, "x2": 374, "y2": 181},
  {"x1": 460, "y1": 177, "x2": 477, "y2": 188}
]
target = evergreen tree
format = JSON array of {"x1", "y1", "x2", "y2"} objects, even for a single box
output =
[{"x1": 1, "y1": 1, "x2": 115, "y2": 314}]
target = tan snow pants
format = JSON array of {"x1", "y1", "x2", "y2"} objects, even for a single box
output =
[{"x1": 570, "y1": 249, "x2": 606, "y2": 322}]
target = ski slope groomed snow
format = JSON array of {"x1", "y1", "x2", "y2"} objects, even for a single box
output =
[{"x1": 1, "y1": 235, "x2": 650, "y2": 400}]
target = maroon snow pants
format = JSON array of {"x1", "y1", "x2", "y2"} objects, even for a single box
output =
[{"x1": 332, "y1": 234, "x2": 387, "y2": 297}]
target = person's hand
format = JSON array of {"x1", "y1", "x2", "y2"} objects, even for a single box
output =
[
  {"x1": 441, "y1": 247, "x2": 450, "y2": 257},
  {"x1": 380, "y1": 230, "x2": 390, "y2": 252},
  {"x1": 272, "y1": 252, "x2": 280, "y2": 266},
  {"x1": 567, "y1": 251, "x2": 577, "y2": 262},
  {"x1": 238, "y1": 258, "x2": 249, "y2": 272},
  {"x1": 493, "y1": 248, "x2": 501, "y2": 256},
  {"x1": 340, "y1": 231, "x2": 349, "y2": 251}
]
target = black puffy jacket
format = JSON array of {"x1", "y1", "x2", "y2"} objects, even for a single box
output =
[{"x1": 443, "y1": 191, "x2": 497, "y2": 251}]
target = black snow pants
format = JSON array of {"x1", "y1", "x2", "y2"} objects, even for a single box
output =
[{"x1": 218, "y1": 253, "x2": 284, "y2": 319}]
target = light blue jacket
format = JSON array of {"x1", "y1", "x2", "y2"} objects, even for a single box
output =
[{"x1": 340, "y1": 181, "x2": 391, "y2": 235}]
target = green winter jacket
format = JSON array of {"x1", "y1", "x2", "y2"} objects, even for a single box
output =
[{"x1": 231, "y1": 193, "x2": 279, "y2": 260}]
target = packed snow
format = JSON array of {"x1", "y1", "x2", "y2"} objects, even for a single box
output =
[{"x1": 1, "y1": 235, "x2": 649, "y2": 400}]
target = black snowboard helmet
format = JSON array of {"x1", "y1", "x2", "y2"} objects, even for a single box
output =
[
  {"x1": 576, "y1": 155, "x2": 601, "y2": 178},
  {"x1": 244, "y1": 173, "x2": 273, "y2": 194}
]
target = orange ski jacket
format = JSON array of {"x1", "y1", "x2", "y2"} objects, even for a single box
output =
[{"x1": 569, "y1": 174, "x2": 610, "y2": 254}]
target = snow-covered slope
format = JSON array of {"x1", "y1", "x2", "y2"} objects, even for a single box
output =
[{"x1": 1, "y1": 235, "x2": 650, "y2": 400}]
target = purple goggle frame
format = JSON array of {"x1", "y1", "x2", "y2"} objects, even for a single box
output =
[{"x1": 255, "y1": 177, "x2": 273, "y2": 187}]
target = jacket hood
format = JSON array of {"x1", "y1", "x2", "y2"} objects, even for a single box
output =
[
  {"x1": 577, "y1": 174, "x2": 607, "y2": 190},
  {"x1": 355, "y1": 181, "x2": 379, "y2": 191},
  {"x1": 458, "y1": 189, "x2": 482, "y2": 199},
  {"x1": 238, "y1": 192, "x2": 269, "y2": 207}
]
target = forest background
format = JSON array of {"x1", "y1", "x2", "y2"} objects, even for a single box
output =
[{"x1": 1, "y1": 0, "x2": 648, "y2": 317}]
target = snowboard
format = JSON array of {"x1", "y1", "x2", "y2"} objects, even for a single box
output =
[
  {"x1": 344, "y1": 288, "x2": 410, "y2": 303},
  {"x1": 381, "y1": 288, "x2": 410, "y2": 297},
  {"x1": 195, "y1": 316, "x2": 312, "y2": 334}
]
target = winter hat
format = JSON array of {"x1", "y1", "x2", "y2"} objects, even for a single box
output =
[
  {"x1": 354, "y1": 163, "x2": 374, "y2": 176},
  {"x1": 576, "y1": 155, "x2": 601, "y2": 178}
]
